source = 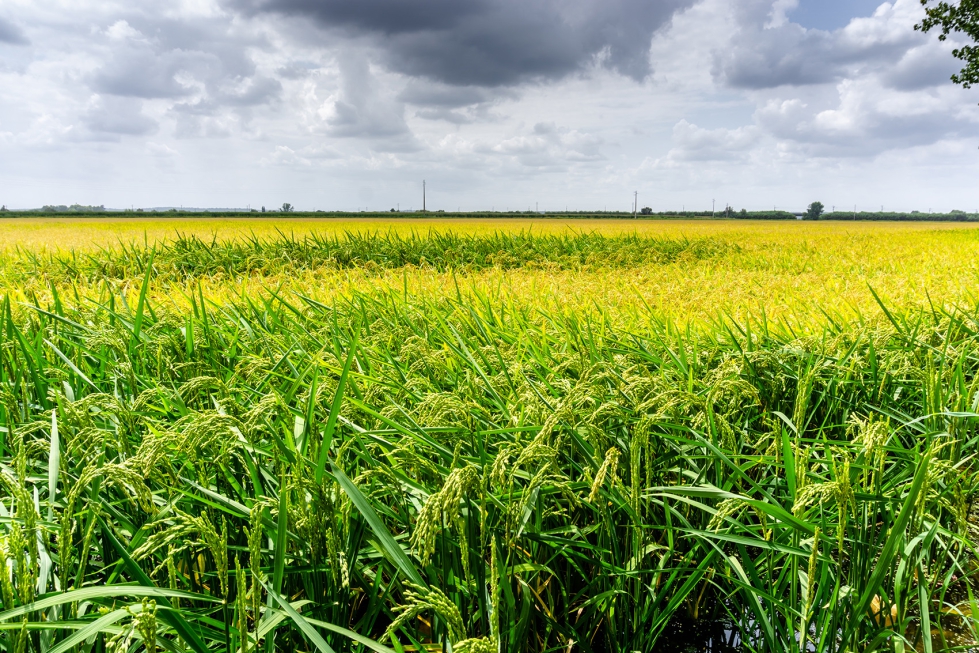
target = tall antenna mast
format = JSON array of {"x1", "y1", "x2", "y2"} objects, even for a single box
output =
[{"x1": 423, "y1": 180, "x2": 426, "y2": 212}]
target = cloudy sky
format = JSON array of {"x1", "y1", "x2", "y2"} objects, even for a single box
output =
[{"x1": 1, "y1": 0, "x2": 977, "y2": 212}]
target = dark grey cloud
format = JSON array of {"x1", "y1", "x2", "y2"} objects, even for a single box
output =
[
  {"x1": 233, "y1": 0, "x2": 694, "y2": 87},
  {"x1": 0, "y1": 17, "x2": 28, "y2": 45},
  {"x1": 267, "y1": 0, "x2": 483, "y2": 33}
]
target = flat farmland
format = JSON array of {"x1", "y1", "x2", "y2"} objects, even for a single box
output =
[
  {"x1": 2, "y1": 214, "x2": 978, "y2": 249},
  {"x1": 1, "y1": 217, "x2": 978, "y2": 324},
  {"x1": 1, "y1": 217, "x2": 978, "y2": 652}
]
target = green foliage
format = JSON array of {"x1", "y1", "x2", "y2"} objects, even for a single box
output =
[
  {"x1": 733, "y1": 210, "x2": 797, "y2": 220},
  {"x1": 0, "y1": 230, "x2": 737, "y2": 284},
  {"x1": 805, "y1": 201, "x2": 824, "y2": 220},
  {"x1": 917, "y1": 0, "x2": 979, "y2": 89},
  {"x1": 39, "y1": 204, "x2": 106, "y2": 213},
  {"x1": 820, "y1": 210, "x2": 979, "y2": 221},
  {"x1": 0, "y1": 251, "x2": 978, "y2": 652}
]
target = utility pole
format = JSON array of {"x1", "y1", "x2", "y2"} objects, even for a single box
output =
[
  {"x1": 712, "y1": 199, "x2": 715, "y2": 218},
  {"x1": 423, "y1": 180, "x2": 426, "y2": 212},
  {"x1": 634, "y1": 191, "x2": 638, "y2": 218}
]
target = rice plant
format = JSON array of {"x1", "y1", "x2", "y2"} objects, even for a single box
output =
[
  {"x1": 0, "y1": 232, "x2": 978, "y2": 652},
  {"x1": 0, "y1": 230, "x2": 736, "y2": 287}
]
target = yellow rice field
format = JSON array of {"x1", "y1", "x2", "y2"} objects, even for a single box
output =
[
  {"x1": 0, "y1": 216, "x2": 976, "y2": 250},
  {"x1": 1, "y1": 217, "x2": 977, "y2": 325},
  {"x1": 2, "y1": 216, "x2": 979, "y2": 652}
]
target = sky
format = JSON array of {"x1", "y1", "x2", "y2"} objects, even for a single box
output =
[{"x1": 0, "y1": 0, "x2": 977, "y2": 212}]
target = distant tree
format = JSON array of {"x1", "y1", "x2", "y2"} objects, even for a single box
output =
[
  {"x1": 740, "y1": 208, "x2": 748, "y2": 217},
  {"x1": 281, "y1": 203, "x2": 293, "y2": 212},
  {"x1": 916, "y1": 1, "x2": 979, "y2": 91},
  {"x1": 640, "y1": 206, "x2": 653, "y2": 215},
  {"x1": 0, "y1": 205, "x2": 6, "y2": 212},
  {"x1": 805, "y1": 201, "x2": 825, "y2": 220}
]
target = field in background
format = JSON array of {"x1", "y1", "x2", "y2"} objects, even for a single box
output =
[
  {"x1": 1, "y1": 218, "x2": 979, "y2": 324},
  {"x1": 1, "y1": 219, "x2": 979, "y2": 652},
  {"x1": 2, "y1": 215, "x2": 979, "y2": 250}
]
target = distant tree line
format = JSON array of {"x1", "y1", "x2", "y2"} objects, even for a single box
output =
[
  {"x1": 2, "y1": 207, "x2": 979, "y2": 221},
  {"x1": 644, "y1": 210, "x2": 798, "y2": 220},
  {"x1": 818, "y1": 210, "x2": 979, "y2": 221},
  {"x1": 38, "y1": 204, "x2": 107, "y2": 213}
]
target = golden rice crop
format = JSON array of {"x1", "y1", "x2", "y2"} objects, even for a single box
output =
[
  {"x1": 0, "y1": 222, "x2": 977, "y2": 652},
  {"x1": 3, "y1": 220, "x2": 979, "y2": 325}
]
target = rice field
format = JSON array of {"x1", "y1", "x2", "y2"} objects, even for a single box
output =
[
  {"x1": 4, "y1": 218, "x2": 979, "y2": 324},
  {"x1": 1, "y1": 219, "x2": 979, "y2": 652}
]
